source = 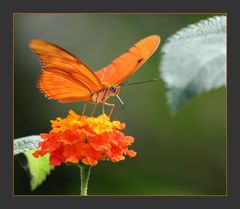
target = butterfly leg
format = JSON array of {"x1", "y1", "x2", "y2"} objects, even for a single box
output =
[
  {"x1": 91, "y1": 103, "x2": 98, "y2": 117},
  {"x1": 102, "y1": 102, "x2": 105, "y2": 115},
  {"x1": 81, "y1": 101, "x2": 88, "y2": 116},
  {"x1": 83, "y1": 101, "x2": 97, "y2": 116},
  {"x1": 103, "y1": 102, "x2": 115, "y2": 118}
]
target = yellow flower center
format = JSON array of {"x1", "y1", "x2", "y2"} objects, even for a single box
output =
[{"x1": 51, "y1": 110, "x2": 121, "y2": 134}]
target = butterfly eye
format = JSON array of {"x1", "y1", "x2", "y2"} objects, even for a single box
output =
[{"x1": 110, "y1": 86, "x2": 116, "y2": 93}]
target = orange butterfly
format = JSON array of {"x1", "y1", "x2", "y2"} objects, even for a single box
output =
[{"x1": 29, "y1": 35, "x2": 160, "y2": 116}]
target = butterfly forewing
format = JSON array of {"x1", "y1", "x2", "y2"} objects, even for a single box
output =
[
  {"x1": 95, "y1": 35, "x2": 160, "y2": 85},
  {"x1": 29, "y1": 39, "x2": 103, "y2": 103}
]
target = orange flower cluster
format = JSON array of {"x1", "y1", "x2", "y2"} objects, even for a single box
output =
[{"x1": 33, "y1": 110, "x2": 136, "y2": 166}]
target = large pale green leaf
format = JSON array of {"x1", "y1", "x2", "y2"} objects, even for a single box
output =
[
  {"x1": 160, "y1": 16, "x2": 226, "y2": 114},
  {"x1": 24, "y1": 149, "x2": 54, "y2": 191},
  {"x1": 14, "y1": 135, "x2": 54, "y2": 190}
]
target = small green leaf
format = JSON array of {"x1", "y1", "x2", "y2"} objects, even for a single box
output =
[
  {"x1": 14, "y1": 135, "x2": 41, "y2": 155},
  {"x1": 24, "y1": 149, "x2": 54, "y2": 191},
  {"x1": 160, "y1": 16, "x2": 226, "y2": 114}
]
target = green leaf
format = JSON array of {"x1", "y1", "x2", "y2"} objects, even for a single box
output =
[
  {"x1": 160, "y1": 16, "x2": 226, "y2": 114},
  {"x1": 14, "y1": 135, "x2": 42, "y2": 155},
  {"x1": 24, "y1": 149, "x2": 54, "y2": 191},
  {"x1": 14, "y1": 135, "x2": 54, "y2": 190}
]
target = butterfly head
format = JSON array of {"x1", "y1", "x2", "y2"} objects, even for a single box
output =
[{"x1": 109, "y1": 85, "x2": 121, "y2": 96}]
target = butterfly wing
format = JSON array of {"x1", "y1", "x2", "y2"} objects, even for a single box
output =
[
  {"x1": 29, "y1": 39, "x2": 103, "y2": 103},
  {"x1": 95, "y1": 35, "x2": 160, "y2": 85}
]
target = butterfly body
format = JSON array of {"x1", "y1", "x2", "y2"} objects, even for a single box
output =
[
  {"x1": 29, "y1": 35, "x2": 160, "y2": 115},
  {"x1": 91, "y1": 83, "x2": 120, "y2": 103}
]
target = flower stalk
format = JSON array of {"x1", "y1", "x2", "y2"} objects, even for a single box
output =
[{"x1": 80, "y1": 164, "x2": 91, "y2": 196}]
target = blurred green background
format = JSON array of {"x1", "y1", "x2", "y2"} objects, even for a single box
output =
[{"x1": 14, "y1": 14, "x2": 226, "y2": 195}]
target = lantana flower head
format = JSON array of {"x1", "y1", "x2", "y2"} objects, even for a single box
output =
[{"x1": 33, "y1": 110, "x2": 136, "y2": 166}]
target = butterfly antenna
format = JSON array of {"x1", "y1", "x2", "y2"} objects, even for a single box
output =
[{"x1": 120, "y1": 78, "x2": 161, "y2": 87}]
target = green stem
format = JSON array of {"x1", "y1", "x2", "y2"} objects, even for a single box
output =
[{"x1": 79, "y1": 164, "x2": 91, "y2": 196}]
